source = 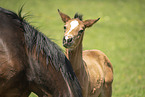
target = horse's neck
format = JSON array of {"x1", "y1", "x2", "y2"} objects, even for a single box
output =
[
  {"x1": 28, "y1": 51, "x2": 73, "y2": 97},
  {"x1": 66, "y1": 40, "x2": 83, "y2": 71}
]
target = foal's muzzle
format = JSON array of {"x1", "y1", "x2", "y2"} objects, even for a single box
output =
[{"x1": 63, "y1": 36, "x2": 73, "y2": 48}]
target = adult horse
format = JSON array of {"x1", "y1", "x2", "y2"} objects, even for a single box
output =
[
  {"x1": 0, "y1": 7, "x2": 82, "y2": 97},
  {"x1": 58, "y1": 10, "x2": 113, "y2": 97}
]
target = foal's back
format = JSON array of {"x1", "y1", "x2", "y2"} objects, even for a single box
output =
[{"x1": 0, "y1": 8, "x2": 30, "y2": 97}]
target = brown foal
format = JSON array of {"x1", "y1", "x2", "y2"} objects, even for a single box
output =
[{"x1": 58, "y1": 10, "x2": 113, "y2": 97}]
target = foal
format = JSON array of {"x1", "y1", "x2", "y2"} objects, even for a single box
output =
[{"x1": 58, "y1": 10, "x2": 113, "y2": 97}]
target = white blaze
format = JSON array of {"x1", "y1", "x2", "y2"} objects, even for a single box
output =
[{"x1": 67, "y1": 20, "x2": 79, "y2": 34}]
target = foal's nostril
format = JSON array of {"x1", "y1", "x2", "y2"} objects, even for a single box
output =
[
  {"x1": 63, "y1": 36, "x2": 73, "y2": 46},
  {"x1": 67, "y1": 38, "x2": 73, "y2": 43},
  {"x1": 63, "y1": 36, "x2": 73, "y2": 48}
]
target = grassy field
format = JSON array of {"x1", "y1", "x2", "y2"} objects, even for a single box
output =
[{"x1": 0, "y1": 0, "x2": 145, "y2": 97}]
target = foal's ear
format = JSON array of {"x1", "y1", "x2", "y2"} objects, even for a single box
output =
[
  {"x1": 83, "y1": 18, "x2": 100, "y2": 28},
  {"x1": 58, "y1": 9, "x2": 71, "y2": 23}
]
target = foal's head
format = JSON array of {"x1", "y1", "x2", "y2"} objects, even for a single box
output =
[{"x1": 58, "y1": 9, "x2": 100, "y2": 50}]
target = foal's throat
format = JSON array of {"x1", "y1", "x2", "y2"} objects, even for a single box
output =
[
  {"x1": 65, "y1": 42, "x2": 83, "y2": 71},
  {"x1": 65, "y1": 36, "x2": 88, "y2": 89}
]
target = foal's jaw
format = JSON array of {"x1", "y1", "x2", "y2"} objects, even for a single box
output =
[
  {"x1": 63, "y1": 35, "x2": 80, "y2": 50},
  {"x1": 63, "y1": 35, "x2": 74, "y2": 48}
]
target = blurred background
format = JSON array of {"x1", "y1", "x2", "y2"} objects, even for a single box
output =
[{"x1": 0, "y1": 0, "x2": 144, "y2": 97}]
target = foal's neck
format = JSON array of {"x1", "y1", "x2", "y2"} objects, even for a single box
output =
[{"x1": 66, "y1": 36, "x2": 83, "y2": 71}]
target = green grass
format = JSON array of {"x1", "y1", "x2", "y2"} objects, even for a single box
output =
[{"x1": 0, "y1": 0, "x2": 145, "y2": 97}]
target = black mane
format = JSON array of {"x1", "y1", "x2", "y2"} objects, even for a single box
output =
[
  {"x1": 22, "y1": 21, "x2": 65, "y2": 71},
  {"x1": 74, "y1": 13, "x2": 83, "y2": 21},
  {"x1": 0, "y1": 6, "x2": 75, "y2": 80}
]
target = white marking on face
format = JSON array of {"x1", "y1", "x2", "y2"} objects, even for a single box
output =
[
  {"x1": 65, "y1": 35, "x2": 70, "y2": 40},
  {"x1": 64, "y1": 35, "x2": 73, "y2": 41},
  {"x1": 67, "y1": 20, "x2": 79, "y2": 34}
]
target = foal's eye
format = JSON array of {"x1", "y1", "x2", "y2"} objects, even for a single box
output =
[
  {"x1": 64, "y1": 26, "x2": 66, "y2": 32},
  {"x1": 64, "y1": 26, "x2": 66, "y2": 30}
]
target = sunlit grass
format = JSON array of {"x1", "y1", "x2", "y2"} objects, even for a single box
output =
[
  {"x1": 29, "y1": 92, "x2": 38, "y2": 97},
  {"x1": 0, "y1": 0, "x2": 145, "y2": 97}
]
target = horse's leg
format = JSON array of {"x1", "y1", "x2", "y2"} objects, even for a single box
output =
[
  {"x1": 99, "y1": 82, "x2": 112, "y2": 97},
  {"x1": 104, "y1": 61, "x2": 113, "y2": 97},
  {"x1": 101, "y1": 55, "x2": 113, "y2": 97},
  {"x1": 104, "y1": 83, "x2": 112, "y2": 97}
]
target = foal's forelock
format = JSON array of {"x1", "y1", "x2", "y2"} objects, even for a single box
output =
[{"x1": 74, "y1": 13, "x2": 83, "y2": 21}]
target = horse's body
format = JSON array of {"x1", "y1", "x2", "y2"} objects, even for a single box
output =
[
  {"x1": 0, "y1": 7, "x2": 82, "y2": 97},
  {"x1": 0, "y1": 8, "x2": 30, "y2": 96},
  {"x1": 58, "y1": 10, "x2": 113, "y2": 97}
]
